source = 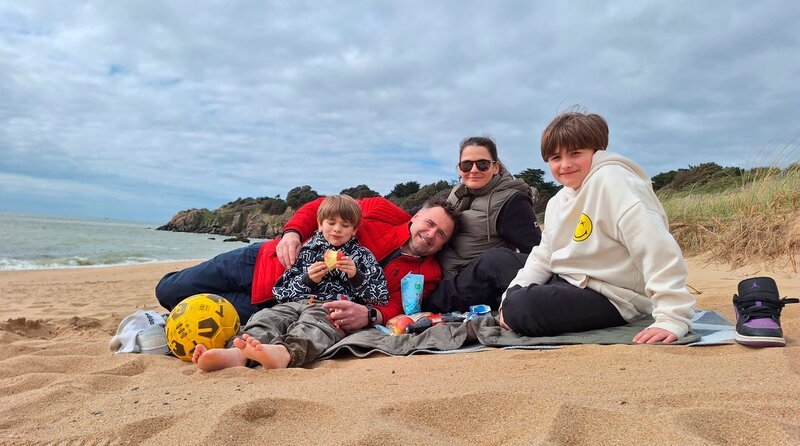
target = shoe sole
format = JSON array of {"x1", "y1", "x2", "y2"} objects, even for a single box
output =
[{"x1": 735, "y1": 333, "x2": 786, "y2": 347}]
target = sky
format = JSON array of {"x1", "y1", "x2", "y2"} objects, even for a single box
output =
[{"x1": 1, "y1": 1, "x2": 798, "y2": 223}]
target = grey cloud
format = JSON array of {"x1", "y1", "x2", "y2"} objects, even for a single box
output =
[{"x1": 0, "y1": 1, "x2": 798, "y2": 221}]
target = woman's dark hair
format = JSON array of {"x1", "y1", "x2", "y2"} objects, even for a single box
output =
[
  {"x1": 459, "y1": 136, "x2": 498, "y2": 161},
  {"x1": 459, "y1": 135, "x2": 504, "y2": 172}
]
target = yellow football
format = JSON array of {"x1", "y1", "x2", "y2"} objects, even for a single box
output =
[{"x1": 165, "y1": 293, "x2": 240, "y2": 361}]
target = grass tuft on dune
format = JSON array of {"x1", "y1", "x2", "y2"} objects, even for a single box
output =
[{"x1": 662, "y1": 162, "x2": 800, "y2": 271}]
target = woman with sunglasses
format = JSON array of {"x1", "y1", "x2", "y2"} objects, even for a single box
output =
[{"x1": 423, "y1": 136, "x2": 542, "y2": 313}]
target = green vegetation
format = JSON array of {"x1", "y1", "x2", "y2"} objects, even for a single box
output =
[
  {"x1": 387, "y1": 180, "x2": 453, "y2": 211},
  {"x1": 286, "y1": 186, "x2": 320, "y2": 209},
  {"x1": 340, "y1": 184, "x2": 381, "y2": 199},
  {"x1": 660, "y1": 163, "x2": 800, "y2": 270},
  {"x1": 516, "y1": 168, "x2": 561, "y2": 213},
  {"x1": 388, "y1": 181, "x2": 420, "y2": 199},
  {"x1": 164, "y1": 153, "x2": 800, "y2": 270}
]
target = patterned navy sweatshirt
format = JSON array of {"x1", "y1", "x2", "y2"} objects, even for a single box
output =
[{"x1": 272, "y1": 231, "x2": 389, "y2": 306}]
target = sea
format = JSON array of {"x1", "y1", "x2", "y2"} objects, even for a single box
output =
[{"x1": 0, "y1": 212, "x2": 265, "y2": 271}]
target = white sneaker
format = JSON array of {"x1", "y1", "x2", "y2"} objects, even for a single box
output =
[{"x1": 136, "y1": 324, "x2": 170, "y2": 355}]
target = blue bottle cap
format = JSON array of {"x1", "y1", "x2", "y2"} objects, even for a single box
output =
[{"x1": 469, "y1": 304, "x2": 491, "y2": 315}]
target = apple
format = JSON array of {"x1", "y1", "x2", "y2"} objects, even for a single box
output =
[
  {"x1": 323, "y1": 249, "x2": 343, "y2": 270},
  {"x1": 387, "y1": 315, "x2": 414, "y2": 335}
]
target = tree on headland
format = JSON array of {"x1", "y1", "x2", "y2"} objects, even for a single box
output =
[
  {"x1": 286, "y1": 185, "x2": 320, "y2": 209},
  {"x1": 340, "y1": 184, "x2": 381, "y2": 199},
  {"x1": 388, "y1": 181, "x2": 420, "y2": 199},
  {"x1": 390, "y1": 180, "x2": 453, "y2": 212},
  {"x1": 651, "y1": 169, "x2": 680, "y2": 191},
  {"x1": 662, "y1": 163, "x2": 743, "y2": 192},
  {"x1": 258, "y1": 197, "x2": 288, "y2": 215},
  {"x1": 516, "y1": 168, "x2": 561, "y2": 212}
]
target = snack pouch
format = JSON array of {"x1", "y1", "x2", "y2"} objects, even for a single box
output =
[{"x1": 401, "y1": 272, "x2": 424, "y2": 314}]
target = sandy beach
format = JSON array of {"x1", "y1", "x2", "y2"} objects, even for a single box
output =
[{"x1": 1, "y1": 259, "x2": 799, "y2": 445}]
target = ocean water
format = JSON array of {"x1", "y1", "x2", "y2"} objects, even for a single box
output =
[{"x1": 0, "y1": 212, "x2": 265, "y2": 270}]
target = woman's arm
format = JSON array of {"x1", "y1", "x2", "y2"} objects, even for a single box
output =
[{"x1": 496, "y1": 192, "x2": 541, "y2": 253}]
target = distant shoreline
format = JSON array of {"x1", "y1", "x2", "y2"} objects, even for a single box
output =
[{"x1": 0, "y1": 258, "x2": 208, "y2": 272}]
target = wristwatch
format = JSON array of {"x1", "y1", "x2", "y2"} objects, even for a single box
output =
[{"x1": 366, "y1": 305, "x2": 378, "y2": 327}]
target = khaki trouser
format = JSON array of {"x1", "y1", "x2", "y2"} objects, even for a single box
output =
[{"x1": 235, "y1": 302, "x2": 344, "y2": 368}]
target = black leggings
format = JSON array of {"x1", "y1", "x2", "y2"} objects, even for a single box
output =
[
  {"x1": 423, "y1": 247, "x2": 528, "y2": 313},
  {"x1": 501, "y1": 275, "x2": 627, "y2": 337}
]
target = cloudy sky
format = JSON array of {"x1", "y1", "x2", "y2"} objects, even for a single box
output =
[{"x1": 1, "y1": 1, "x2": 798, "y2": 223}]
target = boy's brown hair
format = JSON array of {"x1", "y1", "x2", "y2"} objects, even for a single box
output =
[
  {"x1": 540, "y1": 108, "x2": 609, "y2": 161},
  {"x1": 317, "y1": 195, "x2": 362, "y2": 228}
]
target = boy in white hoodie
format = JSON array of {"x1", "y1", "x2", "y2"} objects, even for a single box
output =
[{"x1": 499, "y1": 110, "x2": 695, "y2": 343}]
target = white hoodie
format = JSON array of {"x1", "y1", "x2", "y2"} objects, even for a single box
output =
[{"x1": 501, "y1": 151, "x2": 695, "y2": 337}]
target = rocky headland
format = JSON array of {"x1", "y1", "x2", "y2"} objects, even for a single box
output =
[{"x1": 157, "y1": 197, "x2": 292, "y2": 239}]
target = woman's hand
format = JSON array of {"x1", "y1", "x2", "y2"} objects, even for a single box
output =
[{"x1": 633, "y1": 327, "x2": 678, "y2": 344}]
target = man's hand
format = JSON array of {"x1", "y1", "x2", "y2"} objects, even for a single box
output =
[
  {"x1": 322, "y1": 300, "x2": 368, "y2": 332},
  {"x1": 306, "y1": 261, "x2": 328, "y2": 284},
  {"x1": 336, "y1": 256, "x2": 357, "y2": 279},
  {"x1": 633, "y1": 327, "x2": 678, "y2": 344},
  {"x1": 276, "y1": 231, "x2": 302, "y2": 268}
]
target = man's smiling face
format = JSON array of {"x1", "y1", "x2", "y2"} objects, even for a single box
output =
[{"x1": 407, "y1": 206, "x2": 455, "y2": 257}]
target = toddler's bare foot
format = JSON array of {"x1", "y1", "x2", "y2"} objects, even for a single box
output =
[
  {"x1": 192, "y1": 344, "x2": 247, "y2": 372},
  {"x1": 234, "y1": 333, "x2": 291, "y2": 369},
  {"x1": 191, "y1": 344, "x2": 206, "y2": 364}
]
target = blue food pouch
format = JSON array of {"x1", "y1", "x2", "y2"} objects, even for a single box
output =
[{"x1": 401, "y1": 272, "x2": 424, "y2": 314}]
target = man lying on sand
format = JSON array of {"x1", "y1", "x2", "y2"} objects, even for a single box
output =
[{"x1": 156, "y1": 195, "x2": 459, "y2": 335}]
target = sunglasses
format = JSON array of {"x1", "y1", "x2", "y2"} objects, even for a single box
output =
[{"x1": 458, "y1": 159, "x2": 496, "y2": 172}]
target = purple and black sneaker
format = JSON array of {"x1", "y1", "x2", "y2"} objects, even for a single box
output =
[{"x1": 733, "y1": 277, "x2": 798, "y2": 347}]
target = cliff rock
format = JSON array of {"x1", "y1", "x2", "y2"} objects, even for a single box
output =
[{"x1": 157, "y1": 199, "x2": 292, "y2": 239}]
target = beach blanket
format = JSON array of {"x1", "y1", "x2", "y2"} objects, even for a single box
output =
[{"x1": 318, "y1": 310, "x2": 734, "y2": 360}]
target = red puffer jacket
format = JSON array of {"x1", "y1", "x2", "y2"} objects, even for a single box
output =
[{"x1": 251, "y1": 197, "x2": 442, "y2": 321}]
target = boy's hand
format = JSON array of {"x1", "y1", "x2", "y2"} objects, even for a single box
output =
[
  {"x1": 633, "y1": 327, "x2": 678, "y2": 344},
  {"x1": 307, "y1": 261, "x2": 328, "y2": 284},
  {"x1": 498, "y1": 310, "x2": 511, "y2": 330},
  {"x1": 336, "y1": 256, "x2": 357, "y2": 278}
]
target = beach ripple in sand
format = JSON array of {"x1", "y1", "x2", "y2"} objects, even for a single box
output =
[{"x1": 1, "y1": 261, "x2": 799, "y2": 445}]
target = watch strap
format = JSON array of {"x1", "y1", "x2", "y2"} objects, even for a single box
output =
[{"x1": 366, "y1": 305, "x2": 378, "y2": 326}]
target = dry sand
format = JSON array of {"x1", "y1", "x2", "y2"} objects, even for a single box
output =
[{"x1": 1, "y1": 258, "x2": 799, "y2": 445}]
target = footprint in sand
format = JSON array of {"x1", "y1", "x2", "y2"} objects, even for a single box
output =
[
  {"x1": 94, "y1": 357, "x2": 149, "y2": 377},
  {"x1": 40, "y1": 415, "x2": 177, "y2": 446},
  {"x1": 67, "y1": 316, "x2": 102, "y2": 329},
  {"x1": 202, "y1": 398, "x2": 341, "y2": 443},
  {"x1": 109, "y1": 415, "x2": 178, "y2": 445},
  {"x1": 678, "y1": 407, "x2": 799, "y2": 444},
  {"x1": 382, "y1": 392, "x2": 559, "y2": 444},
  {"x1": 0, "y1": 317, "x2": 57, "y2": 339},
  {"x1": 0, "y1": 374, "x2": 59, "y2": 398}
]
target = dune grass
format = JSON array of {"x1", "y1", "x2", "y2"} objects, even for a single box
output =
[{"x1": 661, "y1": 163, "x2": 800, "y2": 271}]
